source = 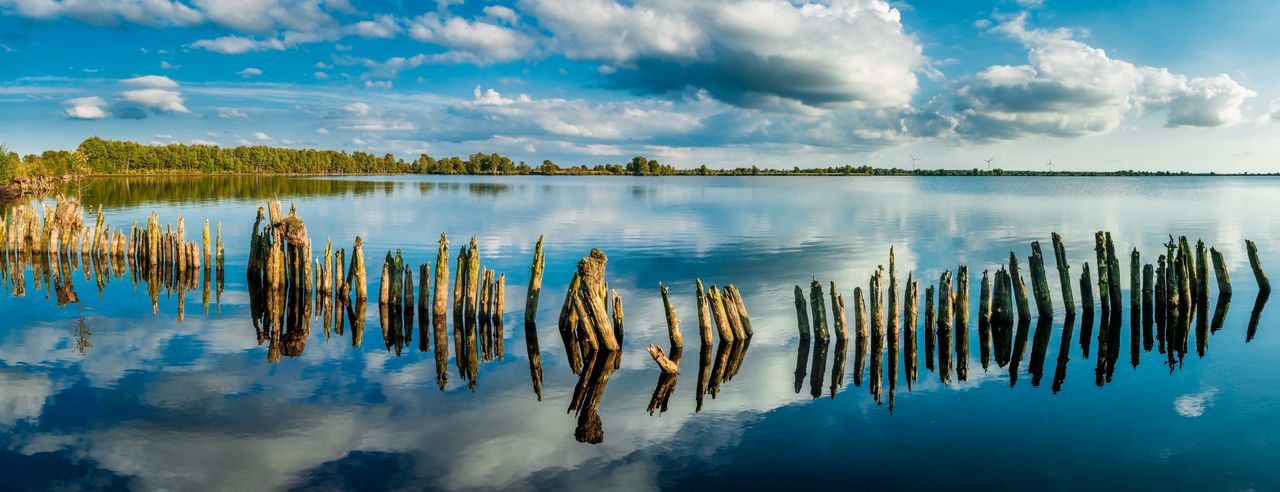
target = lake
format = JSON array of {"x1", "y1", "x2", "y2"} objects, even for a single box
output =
[{"x1": 1, "y1": 175, "x2": 1277, "y2": 490}]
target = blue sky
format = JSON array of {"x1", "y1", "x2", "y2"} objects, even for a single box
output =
[{"x1": 1, "y1": 0, "x2": 1277, "y2": 171}]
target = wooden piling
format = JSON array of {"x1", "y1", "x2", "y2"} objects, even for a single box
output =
[
  {"x1": 810, "y1": 277, "x2": 829, "y2": 342},
  {"x1": 1195, "y1": 240, "x2": 1209, "y2": 302},
  {"x1": 709, "y1": 284, "x2": 735, "y2": 342},
  {"x1": 854, "y1": 287, "x2": 868, "y2": 339},
  {"x1": 659, "y1": 283, "x2": 684, "y2": 348},
  {"x1": 1246, "y1": 239, "x2": 1269, "y2": 294},
  {"x1": 418, "y1": 263, "x2": 430, "y2": 315},
  {"x1": 1009, "y1": 252, "x2": 1031, "y2": 321},
  {"x1": 1130, "y1": 248, "x2": 1141, "y2": 311},
  {"x1": 1029, "y1": 242, "x2": 1054, "y2": 317},
  {"x1": 576, "y1": 249, "x2": 620, "y2": 351},
  {"x1": 453, "y1": 245, "x2": 467, "y2": 317},
  {"x1": 1051, "y1": 232, "x2": 1075, "y2": 313},
  {"x1": 904, "y1": 273, "x2": 918, "y2": 383},
  {"x1": 830, "y1": 281, "x2": 848, "y2": 341},
  {"x1": 465, "y1": 236, "x2": 480, "y2": 321},
  {"x1": 1105, "y1": 233, "x2": 1123, "y2": 310},
  {"x1": 350, "y1": 237, "x2": 366, "y2": 300},
  {"x1": 610, "y1": 289, "x2": 622, "y2": 344},
  {"x1": 697, "y1": 279, "x2": 714, "y2": 343},
  {"x1": 1210, "y1": 247, "x2": 1231, "y2": 297},
  {"x1": 433, "y1": 234, "x2": 449, "y2": 317},
  {"x1": 379, "y1": 252, "x2": 392, "y2": 305},
  {"x1": 793, "y1": 285, "x2": 811, "y2": 340},
  {"x1": 727, "y1": 285, "x2": 753, "y2": 337},
  {"x1": 525, "y1": 235, "x2": 545, "y2": 325},
  {"x1": 1080, "y1": 262, "x2": 1095, "y2": 315},
  {"x1": 979, "y1": 269, "x2": 992, "y2": 325},
  {"x1": 887, "y1": 247, "x2": 898, "y2": 342},
  {"x1": 1094, "y1": 232, "x2": 1111, "y2": 313}
]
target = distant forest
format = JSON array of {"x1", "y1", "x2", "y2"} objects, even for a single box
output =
[{"x1": 0, "y1": 137, "x2": 1263, "y2": 185}]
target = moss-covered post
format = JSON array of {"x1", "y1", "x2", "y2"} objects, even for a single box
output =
[
  {"x1": 697, "y1": 279, "x2": 714, "y2": 343},
  {"x1": 810, "y1": 277, "x2": 829, "y2": 342},
  {"x1": 1094, "y1": 232, "x2": 1111, "y2": 314},
  {"x1": 710, "y1": 284, "x2": 735, "y2": 342},
  {"x1": 830, "y1": 281, "x2": 847, "y2": 341},
  {"x1": 1029, "y1": 242, "x2": 1054, "y2": 317},
  {"x1": 1051, "y1": 232, "x2": 1075, "y2": 313},
  {"x1": 1130, "y1": 248, "x2": 1141, "y2": 313},
  {"x1": 431, "y1": 234, "x2": 448, "y2": 318},
  {"x1": 350, "y1": 237, "x2": 366, "y2": 301},
  {"x1": 854, "y1": 287, "x2": 868, "y2": 339}
]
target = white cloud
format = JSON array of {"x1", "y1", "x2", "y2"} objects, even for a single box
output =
[
  {"x1": 160, "y1": 60, "x2": 179, "y2": 70},
  {"x1": 0, "y1": 370, "x2": 53, "y2": 427},
  {"x1": 120, "y1": 88, "x2": 190, "y2": 113},
  {"x1": 62, "y1": 96, "x2": 108, "y2": 119},
  {"x1": 407, "y1": 12, "x2": 535, "y2": 65},
  {"x1": 0, "y1": 0, "x2": 203, "y2": 27},
  {"x1": 347, "y1": 14, "x2": 400, "y2": 38},
  {"x1": 1271, "y1": 99, "x2": 1280, "y2": 121},
  {"x1": 191, "y1": 0, "x2": 338, "y2": 34},
  {"x1": 122, "y1": 74, "x2": 179, "y2": 88},
  {"x1": 955, "y1": 12, "x2": 1255, "y2": 140},
  {"x1": 190, "y1": 35, "x2": 285, "y2": 54},
  {"x1": 316, "y1": 127, "x2": 329, "y2": 134},
  {"x1": 483, "y1": 5, "x2": 518, "y2": 24},
  {"x1": 254, "y1": 131, "x2": 273, "y2": 141},
  {"x1": 364, "y1": 80, "x2": 392, "y2": 89},
  {"x1": 191, "y1": 138, "x2": 219, "y2": 145},
  {"x1": 523, "y1": 0, "x2": 924, "y2": 111},
  {"x1": 314, "y1": 71, "x2": 330, "y2": 80},
  {"x1": 1174, "y1": 388, "x2": 1217, "y2": 417},
  {"x1": 237, "y1": 67, "x2": 264, "y2": 78}
]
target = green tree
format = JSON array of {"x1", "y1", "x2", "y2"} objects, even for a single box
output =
[{"x1": 0, "y1": 144, "x2": 17, "y2": 184}]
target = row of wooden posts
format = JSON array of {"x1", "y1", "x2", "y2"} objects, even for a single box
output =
[{"x1": 1, "y1": 196, "x2": 225, "y2": 273}]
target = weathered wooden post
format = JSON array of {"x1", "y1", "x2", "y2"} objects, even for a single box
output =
[
  {"x1": 525, "y1": 235, "x2": 544, "y2": 325},
  {"x1": 904, "y1": 273, "x2": 918, "y2": 383},
  {"x1": 465, "y1": 236, "x2": 480, "y2": 322},
  {"x1": 697, "y1": 279, "x2": 714, "y2": 343},
  {"x1": 810, "y1": 277, "x2": 829, "y2": 342},
  {"x1": 793, "y1": 285, "x2": 811, "y2": 340},
  {"x1": 379, "y1": 252, "x2": 392, "y2": 305},
  {"x1": 710, "y1": 285, "x2": 735, "y2": 342},
  {"x1": 979, "y1": 269, "x2": 992, "y2": 326},
  {"x1": 349, "y1": 237, "x2": 366, "y2": 301},
  {"x1": 727, "y1": 285, "x2": 753, "y2": 337},
  {"x1": 721, "y1": 285, "x2": 746, "y2": 340},
  {"x1": 954, "y1": 265, "x2": 969, "y2": 380},
  {"x1": 431, "y1": 234, "x2": 448, "y2": 317},
  {"x1": 1029, "y1": 242, "x2": 1054, "y2": 317},
  {"x1": 647, "y1": 344, "x2": 679, "y2": 374},
  {"x1": 924, "y1": 285, "x2": 935, "y2": 371},
  {"x1": 887, "y1": 247, "x2": 898, "y2": 344},
  {"x1": 418, "y1": 263, "x2": 430, "y2": 316},
  {"x1": 609, "y1": 289, "x2": 622, "y2": 344},
  {"x1": 1094, "y1": 232, "x2": 1111, "y2": 313},
  {"x1": 1246, "y1": 239, "x2": 1269, "y2": 294},
  {"x1": 1105, "y1": 233, "x2": 1122, "y2": 310},
  {"x1": 1051, "y1": 232, "x2": 1075, "y2": 313},
  {"x1": 1195, "y1": 240, "x2": 1209, "y2": 302},
  {"x1": 1205, "y1": 247, "x2": 1230, "y2": 297},
  {"x1": 830, "y1": 281, "x2": 848, "y2": 341},
  {"x1": 660, "y1": 283, "x2": 683, "y2": 348},
  {"x1": 576, "y1": 249, "x2": 620, "y2": 351},
  {"x1": 1009, "y1": 252, "x2": 1031, "y2": 321},
  {"x1": 1130, "y1": 248, "x2": 1141, "y2": 312}
]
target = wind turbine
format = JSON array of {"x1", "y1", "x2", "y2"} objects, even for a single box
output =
[
  {"x1": 909, "y1": 155, "x2": 920, "y2": 171},
  {"x1": 984, "y1": 157, "x2": 994, "y2": 171},
  {"x1": 1047, "y1": 158, "x2": 1054, "y2": 173}
]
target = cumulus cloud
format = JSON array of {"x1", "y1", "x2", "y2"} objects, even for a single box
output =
[
  {"x1": 347, "y1": 14, "x2": 400, "y2": 38},
  {"x1": 523, "y1": 0, "x2": 924, "y2": 112},
  {"x1": 254, "y1": 131, "x2": 273, "y2": 141},
  {"x1": 62, "y1": 96, "x2": 109, "y2": 119},
  {"x1": 216, "y1": 107, "x2": 248, "y2": 118},
  {"x1": 0, "y1": 0, "x2": 202, "y2": 27},
  {"x1": 1271, "y1": 99, "x2": 1280, "y2": 121},
  {"x1": 955, "y1": 13, "x2": 1255, "y2": 140},
  {"x1": 191, "y1": 0, "x2": 338, "y2": 34},
  {"x1": 120, "y1": 88, "x2": 190, "y2": 113},
  {"x1": 237, "y1": 67, "x2": 264, "y2": 78},
  {"x1": 122, "y1": 74, "x2": 179, "y2": 88},
  {"x1": 407, "y1": 12, "x2": 535, "y2": 65},
  {"x1": 483, "y1": 5, "x2": 518, "y2": 24}
]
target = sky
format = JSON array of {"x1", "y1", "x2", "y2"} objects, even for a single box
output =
[{"x1": 0, "y1": 0, "x2": 1278, "y2": 171}]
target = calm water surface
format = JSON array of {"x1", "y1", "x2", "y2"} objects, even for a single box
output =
[{"x1": 1, "y1": 175, "x2": 1278, "y2": 490}]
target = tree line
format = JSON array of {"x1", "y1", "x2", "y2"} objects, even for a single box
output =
[{"x1": 0, "y1": 137, "x2": 1268, "y2": 185}]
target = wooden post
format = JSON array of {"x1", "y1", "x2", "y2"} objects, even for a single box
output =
[
  {"x1": 525, "y1": 235, "x2": 544, "y2": 325},
  {"x1": 697, "y1": 279, "x2": 714, "y2": 343},
  {"x1": 727, "y1": 284, "x2": 753, "y2": 337},
  {"x1": 433, "y1": 234, "x2": 449, "y2": 317},
  {"x1": 1094, "y1": 232, "x2": 1111, "y2": 313},
  {"x1": 404, "y1": 264, "x2": 416, "y2": 313},
  {"x1": 1143, "y1": 263, "x2": 1154, "y2": 322},
  {"x1": 419, "y1": 263, "x2": 430, "y2": 316},
  {"x1": 350, "y1": 237, "x2": 366, "y2": 301},
  {"x1": 1105, "y1": 233, "x2": 1122, "y2": 310},
  {"x1": 1080, "y1": 262, "x2": 1095, "y2": 315},
  {"x1": 854, "y1": 287, "x2": 868, "y2": 339},
  {"x1": 576, "y1": 249, "x2": 620, "y2": 351},
  {"x1": 1029, "y1": 242, "x2": 1054, "y2": 317},
  {"x1": 710, "y1": 284, "x2": 735, "y2": 342},
  {"x1": 1246, "y1": 240, "x2": 1269, "y2": 294},
  {"x1": 1051, "y1": 232, "x2": 1075, "y2": 313},
  {"x1": 379, "y1": 252, "x2": 392, "y2": 305},
  {"x1": 465, "y1": 236, "x2": 480, "y2": 322},
  {"x1": 924, "y1": 285, "x2": 935, "y2": 372},
  {"x1": 793, "y1": 285, "x2": 811, "y2": 340},
  {"x1": 954, "y1": 265, "x2": 969, "y2": 380},
  {"x1": 1009, "y1": 252, "x2": 1031, "y2": 321},
  {"x1": 1156, "y1": 255, "x2": 1167, "y2": 320},
  {"x1": 992, "y1": 267, "x2": 1014, "y2": 325},
  {"x1": 610, "y1": 289, "x2": 622, "y2": 344},
  {"x1": 722, "y1": 284, "x2": 746, "y2": 340},
  {"x1": 1195, "y1": 240, "x2": 1209, "y2": 302},
  {"x1": 887, "y1": 247, "x2": 898, "y2": 343},
  {"x1": 830, "y1": 281, "x2": 848, "y2": 341},
  {"x1": 810, "y1": 277, "x2": 829, "y2": 342},
  {"x1": 1130, "y1": 248, "x2": 1141, "y2": 312},
  {"x1": 216, "y1": 223, "x2": 224, "y2": 272},
  {"x1": 1210, "y1": 247, "x2": 1232, "y2": 297},
  {"x1": 453, "y1": 245, "x2": 467, "y2": 318},
  {"x1": 979, "y1": 269, "x2": 992, "y2": 325},
  {"x1": 202, "y1": 219, "x2": 211, "y2": 268},
  {"x1": 660, "y1": 283, "x2": 683, "y2": 348},
  {"x1": 904, "y1": 273, "x2": 918, "y2": 383}
]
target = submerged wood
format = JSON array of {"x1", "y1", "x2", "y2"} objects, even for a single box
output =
[
  {"x1": 1195, "y1": 240, "x2": 1209, "y2": 302},
  {"x1": 1131, "y1": 248, "x2": 1141, "y2": 312},
  {"x1": 727, "y1": 284, "x2": 753, "y2": 337},
  {"x1": 647, "y1": 344, "x2": 680, "y2": 374},
  {"x1": 1246, "y1": 239, "x2": 1270, "y2": 294},
  {"x1": 610, "y1": 289, "x2": 623, "y2": 344},
  {"x1": 979, "y1": 269, "x2": 992, "y2": 325},
  {"x1": 1081, "y1": 262, "x2": 1095, "y2": 315},
  {"x1": 1051, "y1": 232, "x2": 1075, "y2": 312},
  {"x1": 1029, "y1": 242, "x2": 1054, "y2": 317},
  {"x1": 432, "y1": 234, "x2": 449, "y2": 317},
  {"x1": 954, "y1": 266, "x2": 970, "y2": 381},
  {"x1": 853, "y1": 287, "x2": 868, "y2": 339},
  {"x1": 1105, "y1": 233, "x2": 1123, "y2": 310},
  {"x1": 924, "y1": 285, "x2": 935, "y2": 372},
  {"x1": 793, "y1": 285, "x2": 811, "y2": 340},
  {"x1": 721, "y1": 284, "x2": 746, "y2": 340},
  {"x1": 576, "y1": 249, "x2": 619, "y2": 351},
  {"x1": 465, "y1": 236, "x2": 480, "y2": 322},
  {"x1": 525, "y1": 235, "x2": 545, "y2": 325},
  {"x1": 1094, "y1": 232, "x2": 1111, "y2": 313},
  {"x1": 904, "y1": 274, "x2": 918, "y2": 384},
  {"x1": 659, "y1": 283, "x2": 683, "y2": 348},
  {"x1": 453, "y1": 245, "x2": 467, "y2": 318},
  {"x1": 887, "y1": 247, "x2": 898, "y2": 343},
  {"x1": 349, "y1": 237, "x2": 366, "y2": 301}
]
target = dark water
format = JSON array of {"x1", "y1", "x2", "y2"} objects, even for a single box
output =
[{"x1": 1, "y1": 175, "x2": 1278, "y2": 491}]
